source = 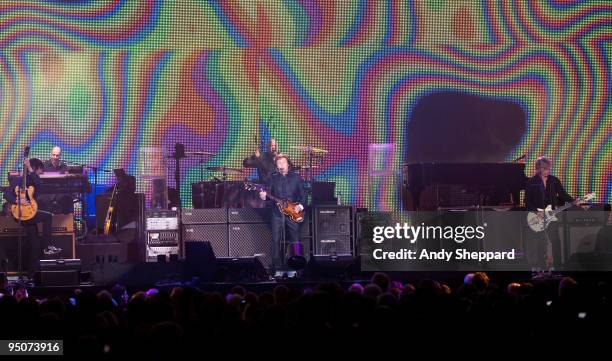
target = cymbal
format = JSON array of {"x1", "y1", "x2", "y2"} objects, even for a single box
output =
[
  {"x1": 205, "y1": 166, "x2": 245, "y2": 173},
  {"x1": 290, "y1": 146, "x2": 328, "y2": 154}
]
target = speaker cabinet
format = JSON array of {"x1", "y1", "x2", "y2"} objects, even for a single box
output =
[
  {"x1": 182, "y1": 208, "x2": 227, "y2": 224},
  {"x1": 566, "y1": 225, "x2": 601, "y2": 255},
  {"x1": 229, "y1": 223, "x2": 272, "y2": 268},
  {"x1": 183, "y1": 224, "x2": 228, "y2": 257},
  {"x1": 315, "y1": 235, "x2": 352, "y2": 256},
  {"x1": 314, "y1": 206, "x2": 354, "y2": 256},
  {"x1": 0, "y1": 233, "x2": 75, "y2": 272},
  {"x1": 315, "y1": 206, "x2": 352, "y2": 235},
  {"x1": 228, "y1": 208, "x2": 270, "y2": 223}
]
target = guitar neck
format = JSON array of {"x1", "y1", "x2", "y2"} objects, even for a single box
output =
[
  {"x1": 260, "y1": 187, "x2": 281, "y2": 203},
  {"x1": 553, "y1": 197, "x2": 584, "y2": 215},
  {"x1": 247, "y1": 183, "x2": 282, "y2": 203}
]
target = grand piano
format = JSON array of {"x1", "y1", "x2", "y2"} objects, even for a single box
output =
[{"x1": 403, "y1": 162, "x2": 528, "y2": 210}]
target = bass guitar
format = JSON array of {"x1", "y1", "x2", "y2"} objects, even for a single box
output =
[{"x1": 244, "y1": 182, "x2": 304, "y2": 223}]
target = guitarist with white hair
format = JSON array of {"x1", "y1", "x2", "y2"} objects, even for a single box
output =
[{"x1": 525, "y1": 156, "x2": 574, "y2": 269}]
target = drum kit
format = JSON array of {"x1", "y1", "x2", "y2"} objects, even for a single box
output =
[{"x1": 190, "y1": 145, "x2": 328, "y2": 209}]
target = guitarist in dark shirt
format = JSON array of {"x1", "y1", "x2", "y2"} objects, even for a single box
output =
[
  {"x1": 3, "y1": 158, "x2": 52, "y2": 272},
  {"x1": 525, "y1": 156, "x2": 574, "y2": 269},
  {"x1": 259, "y1": 154, "x2": 305, "y2": 270}
]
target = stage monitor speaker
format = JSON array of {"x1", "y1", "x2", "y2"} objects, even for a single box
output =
[
  {"x1": 306, "y1": 255, "x2": 358, "y2": 279},
  {"x1": 183, "y1": 224, "x2": 228, "y2": 257},
  {"x1": 35, "y1": 259, "x2": 81, "y2": 286},
  {"x1": 184, "y1": 241, "x2": 217, "y2": 281},
  {"x1": 229, "y1": 223, "x2": 272, "y2": 268},
  {"x1": 182, "y1": 208, "x2": 227, "y2": 224},
  {"x1": 215, "y1": 257, "x2": 267, "y2": 282}
]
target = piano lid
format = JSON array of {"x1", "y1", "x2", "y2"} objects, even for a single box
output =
[
  {"x1": 403, "y1": 162, "x2": 527, "y2": 188},
  {"x1": 402, "y1": 162, "x2": 528, "y2": 210}
]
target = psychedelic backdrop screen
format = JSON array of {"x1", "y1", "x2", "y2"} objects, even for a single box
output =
[{"x1": 0, "y1": 0, "x2": 610, "y2": 211}]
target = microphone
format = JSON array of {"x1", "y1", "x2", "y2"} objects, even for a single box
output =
[{"x1": 513, "y1": 154, "x2": 526, "y2": 162}]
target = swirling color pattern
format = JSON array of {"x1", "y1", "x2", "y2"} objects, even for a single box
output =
[{"x1": 0, "y1": 0, "x2": 610, "y2": 210}]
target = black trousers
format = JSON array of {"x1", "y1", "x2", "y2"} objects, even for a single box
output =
[
  {"x1": 21, "y1": 210, "x2": 53, "y2": 272},
  {"x1": 528, "y1": 222, "x2": 562, "y2": 269},
  {"x1": 270, "y1": 210, "x2": 300, "y2": 269}
]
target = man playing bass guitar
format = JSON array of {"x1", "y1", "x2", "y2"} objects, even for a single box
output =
[{"x1": 259, "y1": 154, "x2": 305, "y2": 271}]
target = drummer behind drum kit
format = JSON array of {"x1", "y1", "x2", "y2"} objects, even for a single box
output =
[{"x1": 191, "y1": 145, "x2": 329, "y2": 209}]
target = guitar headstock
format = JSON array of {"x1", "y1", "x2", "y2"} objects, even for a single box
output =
[
  {"x1": 582, "y1": 193, "x2": 596, "y2": 202},
  {"x1": 243, "y1": 182, "x2": 262, "y2": 192}
]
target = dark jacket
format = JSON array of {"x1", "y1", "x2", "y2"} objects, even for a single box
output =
[
  {"x1": 3, "y1": 172, "x2": 47, "y2": 210},
  {"x1": 525, "y1": 174, "x2": 573, "y2": 211},
  {"x1": 264, "y1": 171, "x2": 306, "y2": 207},
  {"x1": 243, "y1": 152, "x2": 277, "y2": 183}
]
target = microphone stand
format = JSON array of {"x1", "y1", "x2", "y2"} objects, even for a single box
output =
[
  {"x1": 17, "y1": 146, "x2": 30, "y2": 275},
  {"x1": 171, "y1": 144, "x2": 186, "y2": 257}
]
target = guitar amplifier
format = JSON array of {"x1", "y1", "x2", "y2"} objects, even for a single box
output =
[
  {"x1": 228, "y1": 208, "x2": 270, "y2": 223},
  {"x1": 229, "y1": 223, "x2": 272, "y2": 268},
  {"x1": 314, "y1": 205, "x2": 354, "y2": 256},
  {"x1": 182, "y1": 208, "x2": 227, "y2": 224},
  {"x1": 0, "y1": 233, "x2": 76, "y2": 272},
  {"x1": 0, "y1": 214, "x2": 74, "y2": 235},
  {"x1": 183, "y1": 224, "x2": 228, "y2": 257},
  {"x1": 0, "y1": 215, "x2": 76, "y2": 272}
]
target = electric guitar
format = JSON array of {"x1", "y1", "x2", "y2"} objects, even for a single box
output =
[
  {"x1": 244, "y1": 182, "x2": 304, "y2": 223},
  {"x1": 527, "y1": 192, "x2": 596, "y2": 232},
  {"x1": 11, "y1": 147, "x2": 38, "y2": 221},
  {"x1": 103, "y1": 184, "x2": 118, "y2": 235}
]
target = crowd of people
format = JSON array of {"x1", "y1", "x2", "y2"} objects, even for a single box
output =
[{"x1": 1, "y1": 272, "x2": 610, "y2": 355}]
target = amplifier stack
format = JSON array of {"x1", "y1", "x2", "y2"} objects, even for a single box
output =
[
  {"x1": 0, "y1": 214, "x2": 76, "y2": 272},
  {"x1": 313, "y1": 205, "x2": 355, "y2": 256},
  {"x1": 182, "y1": 208, "x2": 273, "y2": 267}
]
